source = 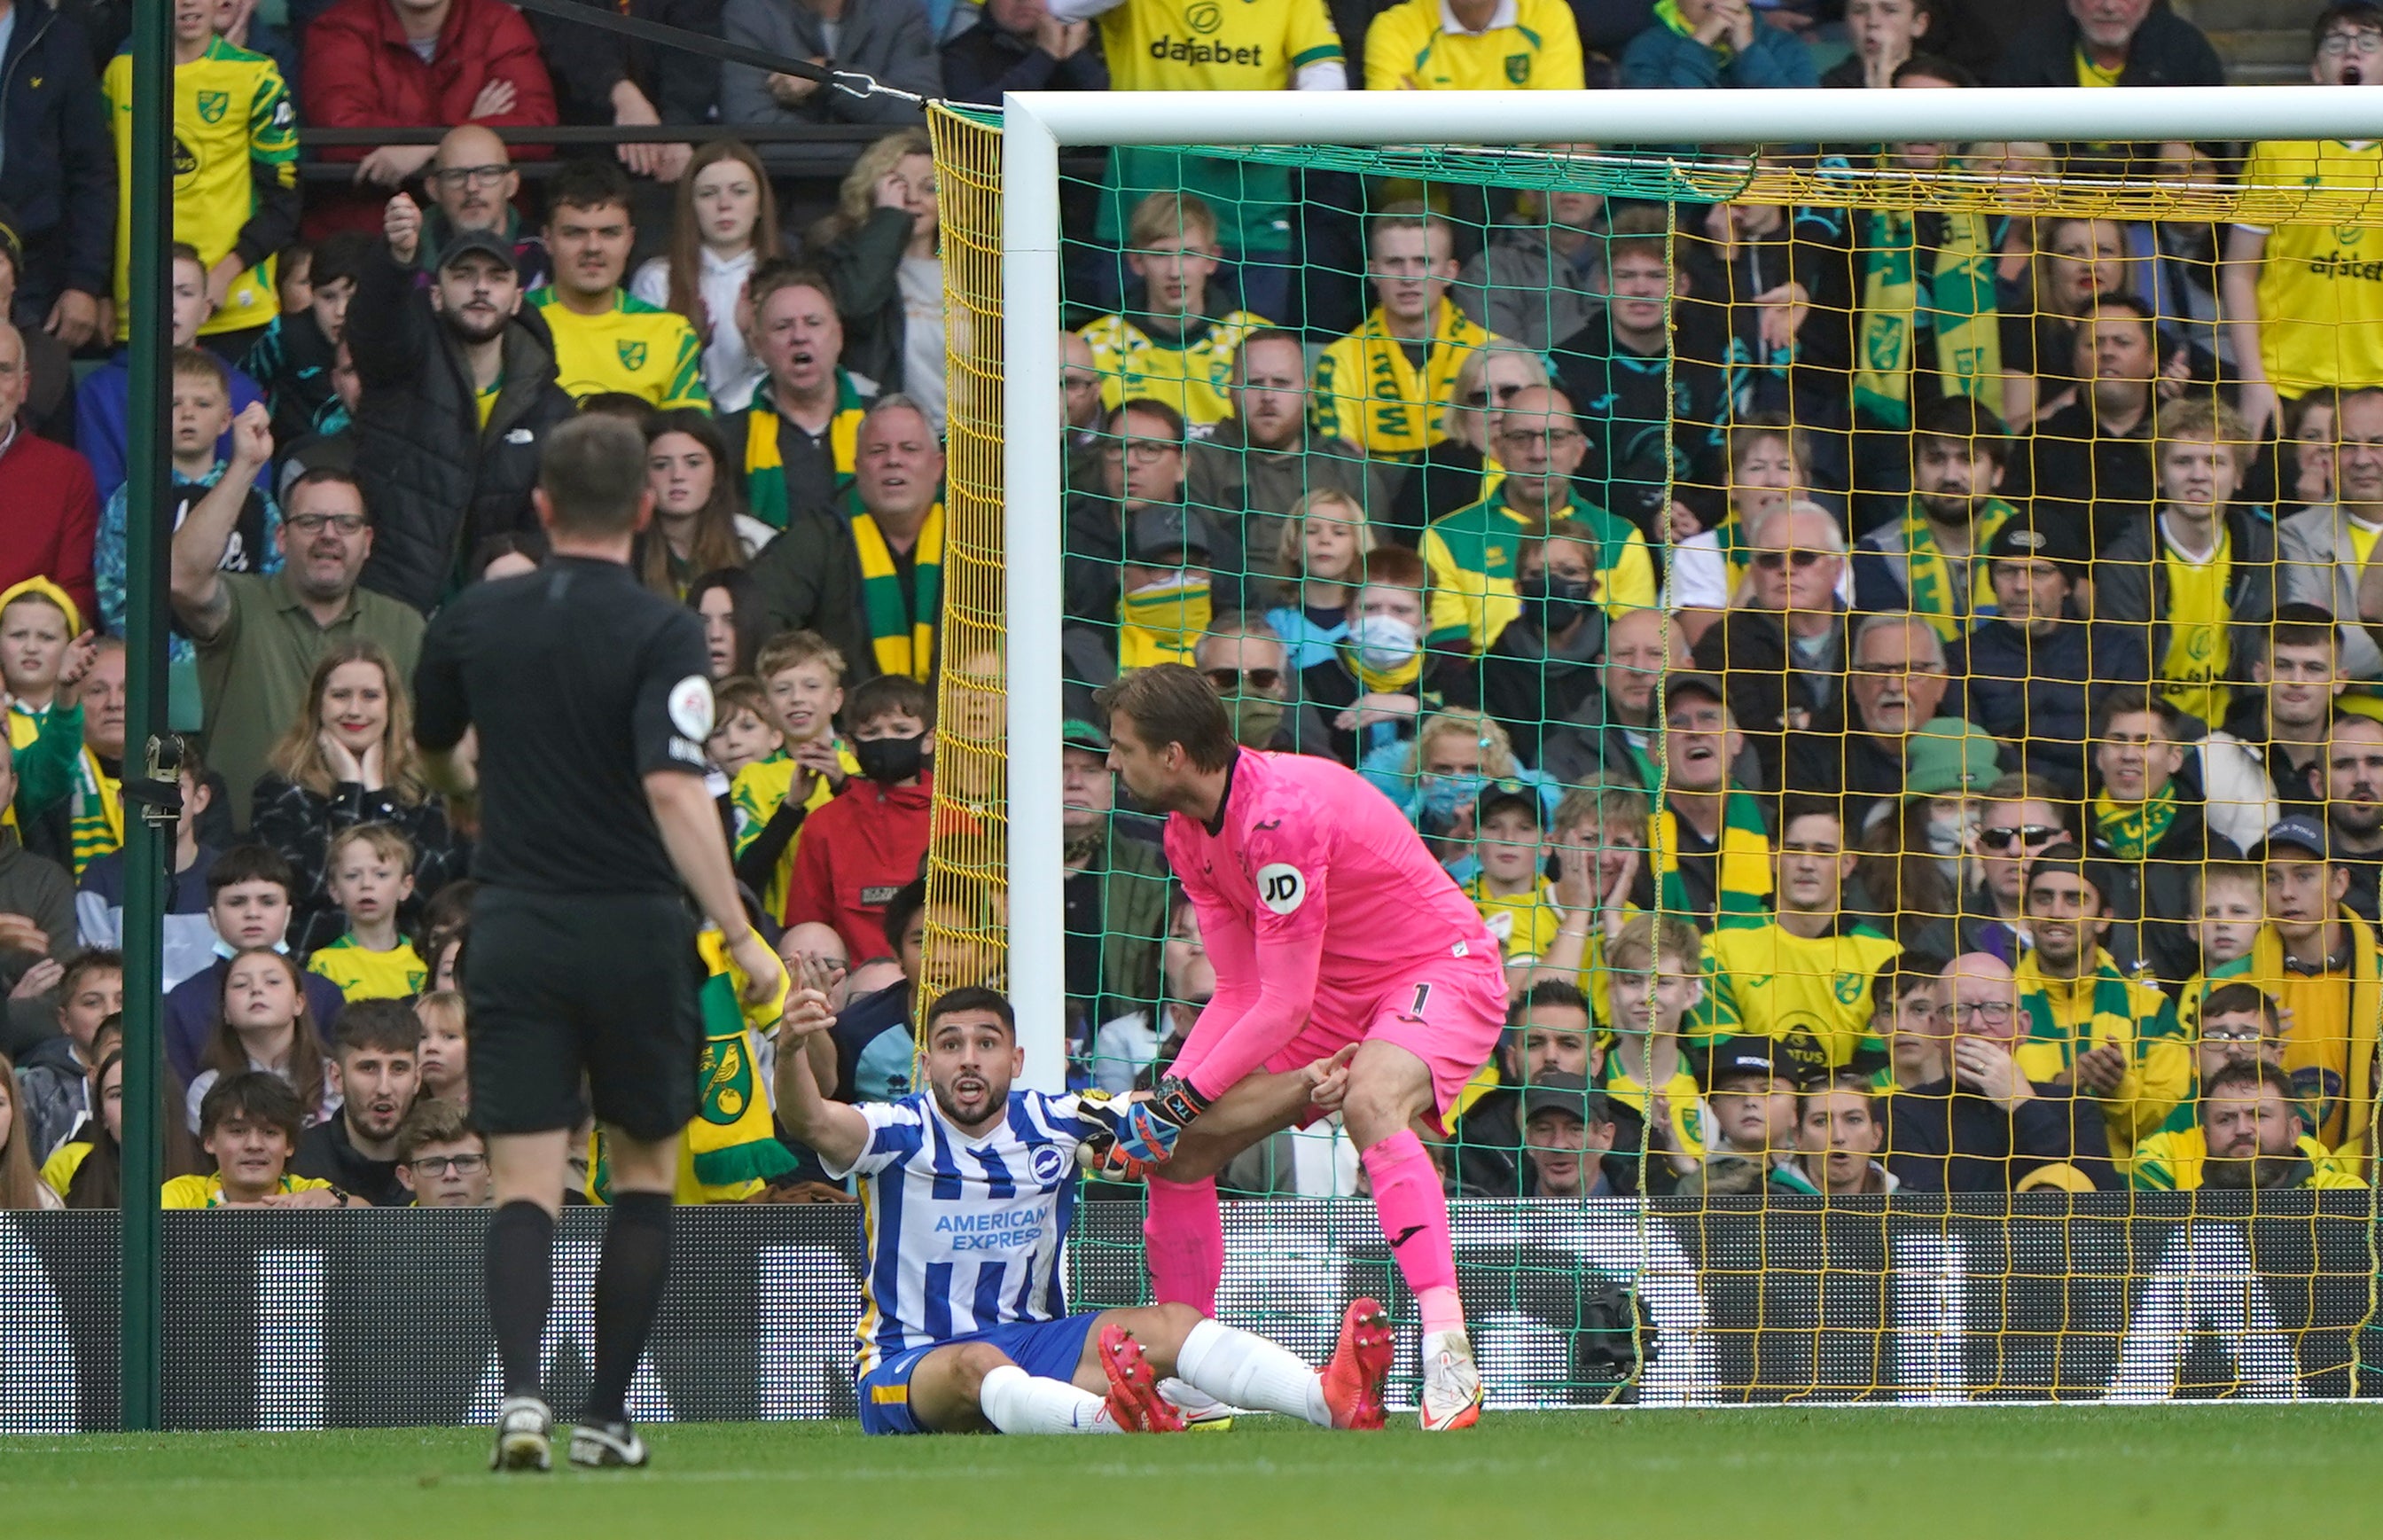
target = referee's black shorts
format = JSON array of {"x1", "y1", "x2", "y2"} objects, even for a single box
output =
[{"x1": 465, "y1": 887, "x2": 704, "y2": 1142}]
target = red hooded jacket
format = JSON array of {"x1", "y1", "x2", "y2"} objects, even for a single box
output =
[
  {"x1": 785, "y1": 773, "x2": 935, "y2": 963},
  {"x1": 301, "y1": 0, "x2": 558, "y2": 237},
  {"x1": 0, "y1": 426, "x2": 98, "y2": 625}
]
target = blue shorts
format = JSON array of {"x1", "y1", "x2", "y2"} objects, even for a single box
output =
[{"x1": 856, "y1": 1313, "x2": 1103, "y2": 1435}]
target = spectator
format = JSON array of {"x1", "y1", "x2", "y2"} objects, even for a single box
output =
[
  {"x1": 1692, "y1": 502, "x2": 1851, "y2": 794},
  {"x1": 1619, "y1": 0, "x2": 1817, "y2": 89},
  {"x1": 1784, "y1": 613, "x2": 1970, "y2": 830},
  {"x1": 1670, "y1": 415, "x2": 1833, "y2": 637},
  {"x1": 809, "y1": 129, "x2": 947, "y2": 427},
  {"x1": 105, "y1": 0, "x2": 298, "y2": 351},
  {"x1": 746, "y1": 394, "x2": 944, "y2": 684},
  {"x1": 1677, "y1": 181, "x2": 1848, "y2": 434},
  {"x1": 243, "y1": 231, "x2": 366, "y2": 452},
  {"x1": 300, "y1": 0, "x2": 556, "y2": 238},
  {"x1": 2226, "y1": 7, "x2": 2383, "y2": 441},
  {"x1": 2308, "y1": 390, "x2": 2383, "y2": 690},
  {"x1": 2232, "y1": 814, "x2": 2380, "y2": 1153},
  {"x1": 1706, "y1": 803, "x2": 1902, "y2": 1077},
  {"x1": 1450, "y1": 980, "x2": 1602, "y2": 1194},
  {"x1": 1058, "y1": 715, "x2": 1168, "y2": 1038},
  {"x1": 291, "y1": 997, "x2": 419, "y2": 1205},
  {"x1": 0, "y1": 1051, "x2": 60, "y2": 1208},
  {"x1": 1848, "y1": 396, "x2": 2019, "y2": 637},
  {"x1": 78, "y1": 243, "x2": 267, "y2": 508},
  {"x1": 0, "y1": 325, "x2": 97, "y2": 625},
  {"x1": 1771, "y1": 1075, "x2": 1895, "y2": 1194},
  {"x1": 1462, "y1": 785, "x2": 1560, "y2": 988},
  {"x1": 1476, "y1": 520, "x2": 1608, "y2": 768},
  {"x1": 1883, "y1": 951, "x2": 2117, "y2": 1192},
  {"x1": 2160, "y1": 977, "x2": 2282, "y2": 1125},
  {"x1": 639, "y1": 410, "x2": 773, "y2": 599},
  {"x1": 1520, "y1": 784, "x2": 1649, "y2": 1020},
  {"x1": 1364, "y1": 707, "x2": 1536, "y2": 868},
  {"x1": 2186, "y1": 860, "x2": 2266, "y2": 986},
  {"x1": 1552, "y1": 207, "x2": 1737, "y2": 541},
  {"x1": 1528, "y1": 607, "x2": 1668, "y2": 792},
  {"x1": 531, "y1": 0, "x2": 715, "y2": 188},
  {"x1": 408, "y1": 122, "x2": 551, "y2": 287},
  {"x1": 729, "y1": 632, "x2": 856, "y2": 915},
  {"x1": 1991, "y1": 0, "x2": 2224, "y2": 91},
  {"x1": 1655, "y1": 673, "x2": 1774, "y2": 931},
  {"x1": 39, "y1": 1045, "x2": 130, "y2": 1207},
  {"x1": 1454, "y1": 145, "x2": 1606, "y2": 353},
  {"x1": 1082, "y1": 193, "x2": 1271, "y2": 434},
  {"x1": 1597, "y1": 914, "x2": 1710, "y2": 1183},
  {"x1": 1195, "y1": 614, "x2": 1324, "y2": 754},
  {"x1": 184, "y1": 947, "x2": 334, "y2": 1135},
  {"x1": 97, "y1": 347, "x2": 280, "y2": 657},
  {"x1": 1383, "y1": 338, "x2": 1551, "y2": 544},
  {"x1": 1062, "y1": 398, "x2": 1246, "y2": 626},
  {"x1": 0, "y1": 2, "x2": 111, "y2": 347},
  {"x1": 941, "y1": 0, "x2": 1106, "y2": 106},
  {"x1": 721, "y1": 262, "x2": 879, "y2": 528},
  {"x1": 1298, "y1": 545, "x2": 1467, "y2": 768},
  {"x1": 411, "y1": 988, "x2": 468, "y2": 1106},
  {"x1": 164, "y1": 1070, "x2": 344, "y2": 1207},
  {"x1": 1910, "y1": 770, "x2": 2071, "y2": 967},
  {"x1": 248, "y1": 640, "x2": 460, "y2": 953},
  {"x1": 2001, "y1": 215, "x2": 2135, "y2": 423},
  {"x1": 1827, "y1": 0, "x2": 1935, "y2": 88},
  {"x1": 720, "y1": 0, "x2": 938, "y2": 157},
  {"x1": 1088, "y1": 887, "x2": 1209, "y2": 1097},
  {"x1": 1424, "y1": 385, "x2": 1658, "y2": 657},
  {"x1": 1262, "y1": 489, "x2": 1375, "y2": 671},
  {"x1": 1946, "y1": 511, "x2": 2150, "y2": 793},
  {"x1": 2083, "y1": 685, "x2": 2247, "y2": 987},
  {"x1": 629, "y1": 140, "x2": 781, "y2": 413},
  {"x1": 1515, "y1": 1076, "x2": 1620, "y2": 1198},
  {"x1": 784, "y1": 672, "x2": 934, "y2": 953},
  {"x1": 303, "y1": 825, "x2": 432, "y2": 1001},
  {"x1": 1699, "y1": 1036, "x2": 1801, "y2": 1172},
  {"x1": 2028, "y1": 296, "x2": 2168, "y2": 555},
  {"x1": 529, "y1": 160, "x2": 707, "y2": 409},
  {"x1": 707, "y1": 674, "x2": 784, "y2": 793},
  {"x1": 2012, "y1": 841, "x2": 2191, "y2": 1156},
  {"x1": 690, "y1": 567, "x2": 768, "y2": 681},
  {"x1": 0, "y1": 582, "x2": 96, "y2": 840},
  {"x1": 78, "y1": 754, "x2": 220, "y2": 993},
  {"x1": 1872, "y1": 950, "x2": 1949, "y2": 1090},
  {"x1": 11, "y1": 948, "x2": 120, "y2": 1161},
  {"x1": 1311, "y1": 202, "x2": 1490, "y2": 463},
  {"x1": 392, "y1": 1093, "x2": 489, "y2": 1205},
  {"x1": 45, "y1": 635, "x2": 125, "y2": 878},
  {"x1": 161, "y1": 845, "x2": 345, "y2": 1086},
  {"x1": 1059, "y1": 328, "x2": 1106, "y2": 490},
  {"x1": 0, "y1": 211, "x2": 80, "y2": 444},
  {"x1": 2325, "y1": 715, "x2": 2383, "y2": 918},
  {"x1": 2207, "y1": 604, "x2": 2340, "y2": 822},
  {"x1": 2135, "y1": 1059, "x2": 2366, "y2": 1191},
  {"x1": 1366, "y1": 0, "x2": 1583, "y2": 90}
]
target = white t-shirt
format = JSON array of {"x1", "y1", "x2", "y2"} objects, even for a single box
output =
[
  {"x1": 629, "y1": 246, "x2": 765, "y2": 413},
  {"x1": 897, "y1": 255, "x2": 947, "y2": 432}
]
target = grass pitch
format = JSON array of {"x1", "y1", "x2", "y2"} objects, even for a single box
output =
[{"x1": 6, "y1": 1406, "x2": 2375, "y2": 1538}]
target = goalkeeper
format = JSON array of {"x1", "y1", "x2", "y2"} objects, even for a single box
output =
[
  {"x1": 774, "y1": 981, "x2": 1393, "y2": 1435},
  {"x1": 1093, "y1": 665, "x2": 1506, "y2": 1431}
]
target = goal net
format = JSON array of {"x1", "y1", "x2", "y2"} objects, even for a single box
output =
[{"x1": 926, "y1": 91, "x2": 2380, "y2": 1406}]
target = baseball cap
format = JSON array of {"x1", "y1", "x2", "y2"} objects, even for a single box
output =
[
  {"x1": 1126, "y1": 506, "x2": 1213, "y2": 564},
  {"x1": 1062, "y1": 716, "x2": 1109, "y2": 754},
  {"x1": 1663, "y1": 671, "x2": 1728, "y2": 710},
  {"x1": 437, "y1": 227, "x2": 519, "y2": 273},
  {"x1": 1520, "y1": 1072, "x2": 1606, "y2": 1126},
  {"x1": 1983, "y1": 512, "x2": 2087, "y2": 578},
  {"x1": 1475, "y1": 783, "x2": 1542, "y2": 826},
  {"x1": 1698, "y1": 1035, "x2": 1801, "y2": 1091},
  {"x1": 1904, "y1": 717, "x2": 2002, "y2": 797},
  {"x1": 2250, "y1": 813, "x2": 2331, "y2": 864}
]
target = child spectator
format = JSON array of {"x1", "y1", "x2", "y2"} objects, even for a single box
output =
[
  {"x1": 96, "y1": 347, "x2": 283, "y2": 656},
  {"x1": 2194, "y1": 860, "x2": 2265, "y2": 980},
  {"x1": 0, "y1": 1051, "x2": 60, "y2": 1208},
  {"x1": 393, "y1": 1095, "x2": 490, "y2": 1207},
  {"x1": 1603, "y1": 914, "x2": 1713, "y2": 1184},
  {"x1": 164, "y1": 1070, "x2": 346, "y2": 1208},
  {"x1": 412, "y1": 989, "x2": 469, "y2": 1108},
  {"x1": 78, "y1": 754, "x2": 221, "y2": 991},
  {"x1": 1620, "y1": 0, "x2": 1818, "y2": 89},
  {"x1": 184, "y1": 948, "x2": 334, "y2": 1137},
  {"x1": 732, "y1": 631, "x2": 857, "y2": 919},
  {"x1": 305, "y1": 825, "x2": 429, "y2": 1002},
  {"x1": 630, "y1": 142, "x2": 783, "y2": 413},
  {"x1": 162, "y1": 845, "x2": 346, "y2": 1088},
  {"x1": 1078, "y1": 192, "x2": 1270, "y2": 431},
  {"x1": 707, "y1": 676, "x2": 785, "y2": 784},
  {"x1": 1700, "y1": 1036, "x2": 1803, "y2": 1172},
  {"x1": 1871, "y1": 950, "x2": 1950, "y2": 1091},
  {"x1": 1263, "y1": 490, "x2": 1376, "y2": 671},
  {"x1": 13, "y1": 949, "x2": 122, "y2": 1161},
  {"x1": 293, "y1": 998, "x2": 422, "y2": 1207},
  {"x1": 1298, "y1": 546, "x2": 1469, "y2": 769},
  {"x1": 76, "y1": 244, "x2": 269, "y2": 508},
  {"x1": 690, "y1": 567, "x2": 769, "y2": 679},
  {"x1": 0, "y1": 580, "x2": 98, "y2": 829},
  {"x1": 785, "y1": 673, "x2": 934, "y2": 958},
  {"x1": 244, "y1": 231, "x2": 368, "y2": 449},
  {"x1": 1465, "y1": 786, "x2": 1560, "y2": 994}
]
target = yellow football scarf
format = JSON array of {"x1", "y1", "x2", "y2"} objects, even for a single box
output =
[
  {"x1": 1854, "y1": 206, "x2": 2001, "y2": 429},
  {"x1": 2092, "y1": 785, "x2": 2178, "y2": 862},
  {"x1": 741, "y1": 379, "x2": 866, "y2": 528},
  {"x1": 1898, "y1": 497, "x2": 2013, "y2": 641},
  {"x1": 2014, "y1": 948, "x2": 2191, "y2": 1159},
  {"x1": 1344, "y1": 638, "x2": 1423, "y2": 696},
  {"x1": 851, "y1": 503, "x2": 943, "y2": 684},
  {"x1": 1117, "y1": 574, "x2": 1212, "y2": 671},
  {"x1": 2247, "y1": 912, "x2": 2380, "y2": 1153},
  {"x1": 69, "y1": 747, "x2": 124, "y2": 876},
  {"x1": 1653, "y1": 790, "x2": 1773, "y2": 928}
]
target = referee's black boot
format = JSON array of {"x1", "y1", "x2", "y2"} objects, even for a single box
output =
[{"x1": 569, "y1": 1419, "x2": 650, "y2": 1469}]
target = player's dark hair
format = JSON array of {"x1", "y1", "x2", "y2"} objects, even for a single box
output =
[
  {"x1": 207, "y1": 843, "x2": 298, "y2": 903},
  {"x1": 2199, "y1": 981, "x2": 2282, "y2": 1034},
  {"x1": 198, "y1": 1069, "x2": 307, "y2": 1144},
  {"x1": 333, "y1": 998, "x2": 426, "y2": 1059},
  {"x1": 924, "y1": 986, "x2": 1015, "y2": 1038},
  {"x1": 539, "y1": 414, "x2": 652, "y2": 536},
  {"x1": 546, "y1": 156, "x2": 636, "y2": 217},
  {"x1": 309, "y1": 231, "x2": 373, "y2": 293},
  {"x1": 881, "y1": 879, "x2": 930, "y2": 958},
  {"x1": 1098, "y1": 662, "x2": 1238, "y2": 773},
  {"x1": 848, "y1": 673, "x2": 934, "y2": 732}
]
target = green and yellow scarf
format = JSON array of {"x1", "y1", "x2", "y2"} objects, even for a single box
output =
[
  {"x1": 1653, "y1": 786, "x2": 1773, "y2": 930},
  {"x1": 853, "y1": 502, "x2": 944, "y2": 683},
  {"x1": 1854, "y1": 205, "x2": 2001, "y2": 429},
  {"x1": 742, "y1": 371, "x2": 870, "y2": 528},
  {"x1": 1118, "y1": 574, "x2": 1212, "y2": 671},
  {"x1": 2092, "y1": 785, "x2": 2177, "y2": 862},
  {"x1": 69, "y1": 747, "x2": 122, "y2": 877},
  {"x1": 1899, "y1": 496, "x2": 2014, "y2": 641}
]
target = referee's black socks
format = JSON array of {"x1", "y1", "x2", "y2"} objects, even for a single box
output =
[
  {"x1": 584, "y1": 1191, "x2": 674, "y2": 1425},
  {"x1": 487, "y1": 1200, "x2": 558, "y2": 1400}
]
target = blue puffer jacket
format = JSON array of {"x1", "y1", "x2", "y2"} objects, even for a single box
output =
[{"x1": 1618, "y1": 17, "x2": 1817, "y2": 90}]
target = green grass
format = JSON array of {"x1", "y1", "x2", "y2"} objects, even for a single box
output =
[{"x1": 6, "y1": 1407, "x2": 2380, "y2": 1538}]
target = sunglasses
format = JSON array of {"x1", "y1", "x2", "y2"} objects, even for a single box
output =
[
  {"x1": 1750, "y1": 550, "x2": 1827, "y2": 572},
  {"x1": 1977, "y1": 825, "x2": 2066, "y2": 852},
  {"x1": 1204, "y1": 668, "x2": 1282, "y2": 692}
]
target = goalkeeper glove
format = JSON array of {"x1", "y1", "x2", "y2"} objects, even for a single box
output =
[
  {"x1": 1119, "y1": 1075, "x2": 1210, "y2": 1165},
  {"x1": 1070, "y1": 1091, "x2": 1152, "y2": 1183}
]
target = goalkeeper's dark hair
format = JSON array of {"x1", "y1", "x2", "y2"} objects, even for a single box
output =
[
  {"x1": 2199, "y1": 981, "x2": 2282, "y2": 1034},
  {"x1": 1098, "y1": 663, "x2": 1238, "y2": 773},
  {"x1": 1506, "y1": 979, "x2": 1590, "y2": 1027},
  {"x1": 924, "y1": 986, "x2": 1015, "y2": 1039}
]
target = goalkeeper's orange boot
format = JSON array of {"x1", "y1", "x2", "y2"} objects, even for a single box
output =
[
  {"x1": 1320, "y1": 1297, "x2": 1395, "y2": 1430},
  {"x1": 1098, "y1": 1325, "x2": 1187, "y2": 1434},
  {"x1": 1418, "y1": 1329, "x2": 1483, "y2": 1432}
]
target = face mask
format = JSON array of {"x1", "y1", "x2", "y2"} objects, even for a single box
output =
[
  {"x1": 1519, "y1": 572, "x2": 1595, "y2": 634},
  {"x1": 1418, "y1": 770, "x2": 1488, "y2": 829},
  {"x1": 1229, "y1": 694, "x2": 1285, "y2": 749},
  {"x1": 1348, "y1": 614, "x2": 1419, "y2": 674},
  {"x1": 853, "y1": 732, "x2": 926, "y2": 786},
  {"x1": 1926, "y1": 808, "x2": 1979, "y2": 859}
]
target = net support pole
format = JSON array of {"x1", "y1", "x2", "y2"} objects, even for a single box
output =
[
  {"x1": 1000, "y1": 101, "x2": 1066, "y2": 1093},
  {"x1": 119, "y1": 0, "x2": 174, "y2": 1434}
]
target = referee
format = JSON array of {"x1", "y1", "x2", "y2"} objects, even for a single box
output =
[{"x1": 414, "y1": 415, "x2": 786, "y2": 1472}]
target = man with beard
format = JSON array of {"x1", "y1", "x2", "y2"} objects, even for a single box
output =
[
  {"x1": 351, "y1": 204, "x2": 574, "y2": 614},
  {"x1": 1785, "y1": 610, "x2": 1993, "y2": 829},
  {"x1": 2011, "y1": 843, "x2": 2191, "y2": 1160},
  {"x1": 1692, "y1": 502, "x2": 1852, "y2": 795},
  {"x1": 1184, "y1": 329, "x2": 1385, "y2": 589},
  {"x1": 2131, "y1": 1059, "x2": 2366, "y2": 1191},
  {"x1": 293, "y1": 999, "x2": 422, "y2": 1208},
  {"x1": 1192, "y1": 616, "x2": 1331, "y2": 757},
  {"x1": 1849, "y1": 396, "x2": 2018, "y2": 640},
  {"x1": 2324, "y1": 714, "x2": 2383, "y2": 918},
  {"x1": 2082, "y1": 688, "x2": 2241, "y2": 982}
]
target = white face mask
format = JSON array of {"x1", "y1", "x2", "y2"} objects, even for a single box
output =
[{"x1": 1348, "y1": 614, "x2": 1420, "y2": 673}]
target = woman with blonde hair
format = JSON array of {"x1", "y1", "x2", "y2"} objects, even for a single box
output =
[
  {"x1": 808, "y1": 127, "x2": 945, "y2": 427},
  {"x1": 251, "y1": 640, "x2": 465, "y2": 954},
  {"x1": 1264, "y1": 489, "x2": 1379, "y2": 669},
  {"x1": 630, "y1": 138, "x2": 783, "y2": 411},
  {"x1": 1366, "y1": 707, "x2": 1552, "y2": 866},
  {"x1": 0, "y1": 1052, "x2": 60, "y2": 1209},
  {"x1": 1387, "y1": 339, "x2": 1549, "y2": 541}
]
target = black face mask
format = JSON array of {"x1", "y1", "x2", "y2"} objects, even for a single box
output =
[
  {"x1": 1519, "y1": 572, "x2": 1594, "y2": 634},
  {"x1": 853, "y1": 732, "x2": 927, "y2": 786}
]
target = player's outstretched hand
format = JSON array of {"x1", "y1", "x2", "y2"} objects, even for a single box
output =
[
  {"x1": 1304, "y1": 1044, "x2": 1358, "y2": 1112},
  {"x1": 775, "y1": 977, "x2": 837, "y2": 1048}
]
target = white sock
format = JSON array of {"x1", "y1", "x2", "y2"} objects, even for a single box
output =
[
  {"x1": 978, "y1": 1364, "x2": 1120, "y2": 1434},
  {"x1": 1159, "y1": 1378, "x2": 1223, "y2": 1416},
  {"x1": 1174, "y1": 1319, "x2": 1331, "y2": 1427}
]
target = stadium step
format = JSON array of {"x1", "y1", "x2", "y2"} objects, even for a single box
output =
[{"x1": 2176, "y1": 0, "x2": 2329, "y2": 85}]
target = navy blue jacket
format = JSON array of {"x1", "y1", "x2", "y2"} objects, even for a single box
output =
[{"x1": 0, "y1": 3, "x2": 115, "y2": 302}]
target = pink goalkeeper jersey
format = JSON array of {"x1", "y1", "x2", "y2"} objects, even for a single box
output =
[{"x1": 1162, "y1": 750, "x2": 1500, "y2": 1098}]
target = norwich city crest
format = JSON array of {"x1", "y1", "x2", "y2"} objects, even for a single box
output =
[
  {"x1": 197, "y1": 90, "x2": 230, "y2": 124},
  {"x1": 618, "y1": 340, "x2": 648, "y2": 371},
  {"x1": 1506, "y1": 54, "x2": 1531, "y2": 85}
]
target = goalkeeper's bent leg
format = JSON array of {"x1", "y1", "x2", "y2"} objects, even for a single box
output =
[{"x1": 1144, "y1": 1174, "x2": 1223, "y2": 1316}]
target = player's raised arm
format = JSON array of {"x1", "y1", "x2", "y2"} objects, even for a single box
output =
[{"x1": 772, "y1": 982, "x2": 870, "y2": 1171}]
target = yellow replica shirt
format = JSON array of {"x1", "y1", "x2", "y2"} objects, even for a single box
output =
[
  {"x1": 1310, "y1": 298, "x2": 1491, "y2": 458},
  {"x1": 105, "y1": 38, "x2": 298, "y2": 337},
  {"x1": 2013, "y1": 950, "x2": 2192, "y2": 1161},
  {"x1": 161, "y1": 1172, "x2": 334, "y2": 1208},
  {"x1": 307, "y1": 934, "x2": 430, "y2": 1003},
  {"x1": 528, "y1": 287, "x2": 709, "y2": 409},
  {"x1": 2074, "y1": 48, "x2": 2123, "y2": 88},
  {"x1": 1698, "y1": 920, "x2": 1902, "y2": 1076},
  {"x1": 2129, "y1": 1128, "x2": 2364, "y2": 1192},
  {"x1": 41, "y1": 1140, "x2": 92, "y2": 1199},
  {"x1": 2239, "y1": 139, "x2": 2383, "y2": 396},
  {"x1": 1602, "y1": 1066, "x2": 1708, "y2": 1161},
  {"x1": 730, "y1": 746, "x2": 860, "y2": 920},
  {"x1": 1078, "y1": 309, "x2": 1270, "y2": 427},
  {"x1": 1462, "y1": 875, "x2": 1563, "y2": 966},
  {"x1": 1364, "y1": 0, "x2": 1585, "y2": 91},
  {"x1": 1097, "y1": 0, "x2": 1345, "y2": 90},
  {"x1": 2159, "y1": 527, "x2": 2232, "y2": 733},
  {"x1": 1419, "y1": 484, "x2": 1658, "y2": 653}
]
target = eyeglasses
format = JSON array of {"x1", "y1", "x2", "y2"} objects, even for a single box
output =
[
  {"x1": 1463, "y1": 382, "x2": 1527, "y2": 407},
  {"x1": 2199, "y1": 1025, "x2": 2270, "y2": 1045},
  {"x1": 427, "y1": 164, "x2": 509, "y2": 190},
  {"x1": 1495, "y1": 428, "x2": 1584, "y2": 451},
  {"x1": 1750, "y1": 550, "x2": 1828, "y2": 572},
  {"x1": 1977, "y1": 825, "x2": 2066, "y2": 852},
  {"x1": 409, "y1": 1153, "x2": 487, "y2": 1176},
  {"x1": 1101, "y1": 442, "x2": 1179, "y2": 463},
  {"x1": 1936, "y1": 1000, "x2": 2014, "y2": 1023},
  {"x1": 2319, "y1": 29, "x2": 2383, "y2": 55},
  {"x1": 1204, "y1": 668, "x2": 1282, "y2": 693},
  {"x1": 286, "y1": 512, "x2": 368, "y2": 536}
]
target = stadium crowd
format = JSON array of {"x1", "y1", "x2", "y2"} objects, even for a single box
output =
[{"x1": 0, "y1": 0, "x2": 2380, "y2": 1220}]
